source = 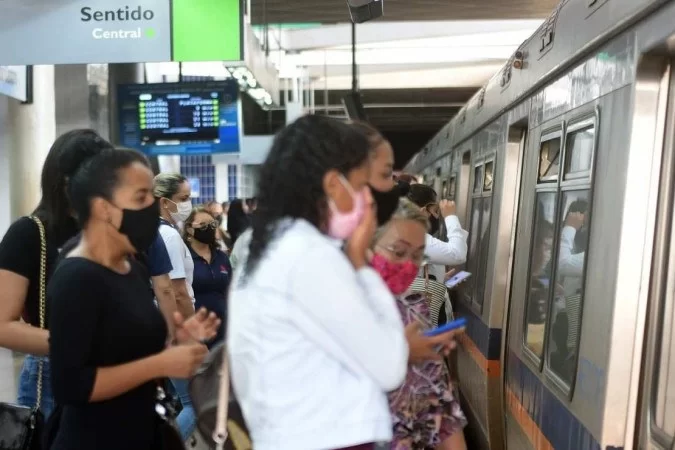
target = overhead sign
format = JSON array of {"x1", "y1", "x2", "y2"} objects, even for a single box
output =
[
  {"x1": 0, "y1": 0, "x2": 242, "y2": 65},
  {"x1": 0, "y1": 66, "x2": 28, "y2": 102}
]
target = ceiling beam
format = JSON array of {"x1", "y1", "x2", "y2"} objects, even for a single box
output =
[{"x1": 278, "y1": 20, "x2": 543, "y2": 51}]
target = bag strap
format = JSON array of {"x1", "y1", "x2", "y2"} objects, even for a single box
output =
[
  {"x1": 213, "y1": 345, "x2": 230, "y2": 450},
  {"x1": 28, "y1": 215, "x2": 47, "y2": 410}
]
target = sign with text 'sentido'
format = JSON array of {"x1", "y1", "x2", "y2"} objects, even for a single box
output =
[{"x1": 0, "y1": 0, "x2": 243, "y2": 65}]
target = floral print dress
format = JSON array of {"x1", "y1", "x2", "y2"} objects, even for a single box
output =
[{"x1": 389, "y1": 293, "x2": 467, "y2": 450}]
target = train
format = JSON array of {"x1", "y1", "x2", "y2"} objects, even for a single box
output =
[{"x1": 402, "y1": 0, "x2": 675, "y2": 449}]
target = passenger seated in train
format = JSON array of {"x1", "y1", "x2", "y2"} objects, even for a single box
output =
[{"x1": 370, "y1": 198, "x2": 468, "y2": 450}]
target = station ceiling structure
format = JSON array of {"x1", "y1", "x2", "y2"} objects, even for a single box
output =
[
  {"x1": 250, "y1": 0, "x2": 558, "y2": 23},
  {"x1": 246, "y1": 0, "x2": 558, "y2": 166}
]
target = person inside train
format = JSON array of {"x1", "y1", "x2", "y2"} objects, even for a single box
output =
[
  {"x1": 47, "y1": 147, "x2": 219, "y2": 450},
  {"x1": 228, "y1": 114, "x2": 440, "y2": 450},
  {"x1": 153, "y1": 172, "x2": 198, "y2": 439},
  {"x1": 227, "y1": 198, "x2": 250, "y2": 246},
  {"x1": 0, "y1": 129, "x2": 113, "y2": 419},
  {"x1": 351, "y1": 121, "x2": 411, "y2": 226},
  {"x1": 370, "y1": 198, "x2": 468, "y2": 450},
  {"x1": 550, "y1": 199, "x2": 589, "y2": 379},
  {"x1": 182, "y1": 206, "x2": 231, "y2": 347}
]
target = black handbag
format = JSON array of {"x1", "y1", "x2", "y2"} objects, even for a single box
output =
[
  {"x1": 189, "y1": 343, "x2": 251, "y2": 450},
  {"x1": 0, "y1": 216, "x2": 47, "y2": 450},
  {"x1": 155, "y1": 382, "x2": 186, "y2": 450}
]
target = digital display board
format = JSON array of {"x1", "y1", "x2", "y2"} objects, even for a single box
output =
[{"x1": 118, "y1": 80, "x2": 239, "y2": 155}]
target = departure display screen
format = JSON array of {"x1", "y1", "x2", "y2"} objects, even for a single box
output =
[{"x1": 118, "y1": 80, "x2": 239, "y2": 155}]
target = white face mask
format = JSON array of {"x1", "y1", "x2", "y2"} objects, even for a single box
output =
[{"x1": 169, "y1": 200, "x2": 192, "y2": 223}]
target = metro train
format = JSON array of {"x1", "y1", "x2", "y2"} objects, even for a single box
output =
[{"x1": 403, "y1": 0, "x2": 675, "y2": 449}]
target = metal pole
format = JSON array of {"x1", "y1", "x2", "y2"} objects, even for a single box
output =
[{"x1": 351, "y1": 21, "x2": 357, "y2": 92}]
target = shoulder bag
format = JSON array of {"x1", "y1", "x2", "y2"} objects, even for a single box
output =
[
  {"x1": 189, "y1": 342, "x2": 252, "y2": 450},
  {"x1": 0, "y1": 216, "x2": 47, "y2": 450}
]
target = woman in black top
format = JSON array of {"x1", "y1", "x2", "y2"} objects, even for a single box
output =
[
  {"x1": 48, "y1": 148, "x2": 218, "y2": 449},
  {"x1": 0, "y1": 129, "x2": 113, "y2": 418}
]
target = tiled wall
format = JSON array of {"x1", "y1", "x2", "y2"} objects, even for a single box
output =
[{"x1": 180, "y1": 155, "x2": 216, "y2": 205}]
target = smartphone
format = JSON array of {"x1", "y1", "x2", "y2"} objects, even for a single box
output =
[
  {"x1": 445, "y1": 271, "x2": 472, "y2": 289},
  {"x1": 423, "y1": 317, "x2": 467, "y2": 337}
]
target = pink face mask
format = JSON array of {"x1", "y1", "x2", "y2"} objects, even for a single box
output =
[
  {"x1": 370, "y1": 253, "x2": 419, "y2": 295},
  {"x1": 327, "y1": 175, "x2": 366, "y2": 240}
]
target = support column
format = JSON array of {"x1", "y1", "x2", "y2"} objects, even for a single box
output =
[{"x1": 8, "y1": 65, "x2": 56, "y2": 219}]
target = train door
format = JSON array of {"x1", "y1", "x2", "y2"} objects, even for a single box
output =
[
  {"x1": 498, "y1": 124, "x2": 528, "y2": 449},
  {"x1": 636, "y1": 59, "x2": 675, "y2": 450}
]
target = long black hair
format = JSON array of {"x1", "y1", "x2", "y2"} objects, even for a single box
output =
[
  {"x1": 227, "y1": 198, "x2": 250, "y2": 245},
  {"x1": 33, "y1": 129, "x2": 113, "y2": 242},
  {"x1": 243, "y1": 115, "x2": 371, "y2": 280}
]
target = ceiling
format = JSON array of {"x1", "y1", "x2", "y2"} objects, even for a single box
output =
[
  {"x1": 246, "y1": 0, "x2": 558, "y2": 167},
  {"x1": 250, "y1": 0, "x2": 559, "y2": 24}
]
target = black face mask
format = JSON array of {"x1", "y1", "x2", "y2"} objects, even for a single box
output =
[
  {"x1": 118, "y1": 200, "x2": 160, "y2": 253},
  {"x1": 370, "y1": 181, "x2": 411, "y2": 226},
  {"x1": 193, "y1": 226, "x2": 217, "y2": 246},
  {"x1": 428, "y1": 214, "x2": 440, "y2": 236}
]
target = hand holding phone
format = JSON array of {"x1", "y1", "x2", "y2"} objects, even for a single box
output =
[
  {"x1": 445, "y1": 271, "x2": 471, "y2": 289},
  {"x1": 423, "y1": 317, "x2": 467, "y2": 337},
  {"x1": 406, "y1": 310, "x2": 466, "y2": 362}
]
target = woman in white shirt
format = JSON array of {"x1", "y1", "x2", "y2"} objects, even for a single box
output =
[
  {"x1": 153, "y1": 172, "x2": 197, "y2": 440},
  {"x1": 228, "y1": 115, "x2": 410, "y2": 450}
]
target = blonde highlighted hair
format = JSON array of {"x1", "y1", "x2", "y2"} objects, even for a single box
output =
[{"x1": 372, "y1": 198, "x2": 429, "y2": 244}]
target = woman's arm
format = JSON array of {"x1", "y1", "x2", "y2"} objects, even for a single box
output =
[
  {"x1": 0, "y1": 219, "x2": 50, "y2": 355},
  {"x1": 49, "y1": 260, "x2": 207, "y2": 404},
  {"x1": 425, "y1": 216, "x2": 469, "y2": 266},
  {"x1": 0, "y1": 271, "x2": 49, "y2": 354}
]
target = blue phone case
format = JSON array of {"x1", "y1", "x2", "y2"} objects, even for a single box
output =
[{"x1": 423, "y1": 317, "x2": 467, "y2": 337}]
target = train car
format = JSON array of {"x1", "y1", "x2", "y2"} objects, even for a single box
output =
[{"x1": 404, "y1": 0, "x2": 675, "y2": 448}]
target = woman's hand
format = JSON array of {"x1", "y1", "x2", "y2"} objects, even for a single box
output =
[
  {"x1": 174, "y1": 308, "x2": 221, "y2": 345},
  {"x1": 158, "y1": 342, "x2": 208, "y2": 378},
  {"x1": 439, "y1": 200, "x2": 456, "y2": 218},
  {"x1": 405, "y1": 321, "x2": 464, "y2": 364},
  {"x1": 345, "y1": 188, "x2": 377, "y2": 269}
]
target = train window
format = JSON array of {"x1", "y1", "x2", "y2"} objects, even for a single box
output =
[
  {"x1": 564, "y1": 126, "x2": 594, "y2": 179},
  {"x1": 475, "y1": 197, "x2": 493, "y2": 307},
  {"x1": 484, "y1": 161, "x2": 494, "y2": 192},
  {"x1": 524, "y1": 191, "x2": 558, "y2": 359},
  {"x1": 442, "y1": 180, "x2": 449, "y2": 199},
  {"x1": 449, "y1": 176, "x2": 457, "y2": 199},
  {"x1": 473, "y1": 165, "x2": 483, "y2": 194},
  {"x1": 546, "y1": 189, "x2": 591, "y2": 386},
  {"x1": 538, "y1": 138, "x2": 561, "y2": 182},
  {"x1": 465, "y1": 198, "x2": 483, "y2": 304}
]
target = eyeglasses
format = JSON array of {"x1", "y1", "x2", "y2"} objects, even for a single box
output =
[
  {"x1": 376, "y1": 244, "x2": 427, "y2": 265},
  {"x1": 192, "y1": 221, "x2": 219, "y2": 230}
]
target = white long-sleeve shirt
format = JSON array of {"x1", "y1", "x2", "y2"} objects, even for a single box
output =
[
  {"x1": 422, "y1": 215, "x2": 469, "y2": 282},
  {"x1": 227, "y1": 219, "x2": 409, "y2": 450}
]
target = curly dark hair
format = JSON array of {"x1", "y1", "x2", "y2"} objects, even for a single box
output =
[{"x1": 243, "y1": 115, "x2": 371, "y2": 281}]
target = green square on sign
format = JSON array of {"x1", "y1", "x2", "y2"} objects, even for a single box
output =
[{"x1": 171, "y1": 0, "x2": 242, "y2": 62}]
